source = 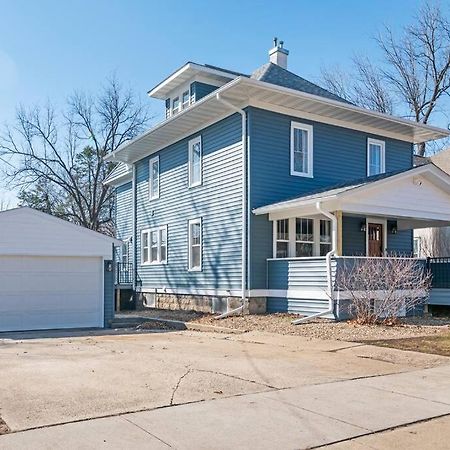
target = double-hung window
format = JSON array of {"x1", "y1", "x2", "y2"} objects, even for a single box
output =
[
  {"x1": 291, "y1": 122, "x2": 313, "y2": 177},
  {"x1": 149, "y1": 156, "x2": 160, "y2": 200},
  {"x1": 367, "y1": 138, "x2": 385, "y2": 176},
  {"x1": 182, "y1": 90, "x2": 190, "y2": 109},
  {"x1": 276, "y1": 219, "x2": 289, "y2": 258},
  {"x1": 188, "y1": 136, "x2": 202, "y2": 187},
  {"x1": 188, "y1": 218, "x2": 202, "y2": 271},
  {"x1": 295, "y1": 218, "x2": 314, "y2": 257},
  {"x1": 319, "y1": 220, "x2": 332, "y2": 256},
  {"x1": 141, "y1": 226, "x2": 167, "y2": 265},
  {"x1": 172, "y1": 97, "x2": 180, "y2": 115}
]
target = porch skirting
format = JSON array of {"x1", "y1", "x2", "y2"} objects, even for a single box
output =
[{"x1": 136, "y1": 291, "x2": 267, "y2": 315}]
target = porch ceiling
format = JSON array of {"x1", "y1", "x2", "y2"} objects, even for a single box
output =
[{"x1": 253, "y1": 164, "x2": 450, "y2": 224}]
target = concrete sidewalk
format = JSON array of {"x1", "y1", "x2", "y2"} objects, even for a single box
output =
[{"x1": 1, "y1": 364, "x2": 450, "y2": 449}]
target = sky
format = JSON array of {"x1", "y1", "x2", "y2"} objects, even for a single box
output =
[{"x1": 0, "y1": 0, "x2": 429, "y2": 205}]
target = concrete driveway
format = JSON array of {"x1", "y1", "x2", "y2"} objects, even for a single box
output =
[{"x1": 0, "y1": 328, "x2": 449, "y2": 449}]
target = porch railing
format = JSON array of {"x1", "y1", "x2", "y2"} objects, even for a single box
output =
[
  {"x1": 427, "y1": 257, "x2": 450, "y2": 288},
  {"x1": 116, "y1": 262, "x2": 133, "y2": 285}
]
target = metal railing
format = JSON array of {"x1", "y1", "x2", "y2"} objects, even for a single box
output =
[
  {"x1": 116, "y1": 262, "x2": 133, "y2": 285},
  {"x1": 427, "y1": 257, "x2": 450, "y2": 288}
]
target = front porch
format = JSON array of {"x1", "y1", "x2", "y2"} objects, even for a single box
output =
[{"x1": 253, "y1": 164, "x2": 450, "y2": 319}]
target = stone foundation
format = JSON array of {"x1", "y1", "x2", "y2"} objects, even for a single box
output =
[{"x1": 136, "y1": 291, "x2": 266, "y2": 315}]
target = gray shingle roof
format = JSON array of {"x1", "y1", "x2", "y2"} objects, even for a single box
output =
[{"x1": 250, "y1": 63, "x2": 350, "y2": 104}]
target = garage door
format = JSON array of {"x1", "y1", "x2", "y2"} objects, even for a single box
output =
[{"x1": 0, "y1": 255, "x2": 103, "y2": 332}]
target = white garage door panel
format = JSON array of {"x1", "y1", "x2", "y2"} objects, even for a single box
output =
[{"x1": 0, "y1": 256, "x2": 103, "y2": 332}]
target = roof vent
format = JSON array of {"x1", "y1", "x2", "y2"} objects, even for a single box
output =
[{"x1": 269, "y1": 37, "x2": 289, "y2": 69}]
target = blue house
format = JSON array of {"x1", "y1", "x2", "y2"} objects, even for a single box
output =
[{"x1": 105, "y1": 40, "x2": 450, "y2": 319}]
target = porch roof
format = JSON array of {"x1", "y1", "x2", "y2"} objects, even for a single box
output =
[{"x1": 253, "y1": 164, "x2": 450, "y2": 226}]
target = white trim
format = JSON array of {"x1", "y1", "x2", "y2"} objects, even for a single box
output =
[
  {"x1": 141, "y1": 225, "x2": 168, "y2": 265},
  {"x1": 149, "y1": 155, "x2": 160, "y2": 200},
  {"x1": 366, "y1": 217, "x2": 387, "y2": 256},
  {"x1": 101, "y1": 257, "x2": 105, "y2": 328},
  {"x1": 188, "y1": 136, "x2": 202, "y2": 188},
  {"x1": 188, "y1": 218, "x2": 202, "y2": 271},
  {"x1": 367, "y1": 138, "x2": 385, "y2": 176},
  {"x1": 290, "y1": 121, "x2": 313, "y2": 177}
]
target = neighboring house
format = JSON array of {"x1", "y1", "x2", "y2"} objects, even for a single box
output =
[
  {"x1": 414, "y1": 149, "x2": 450, "y2": 258},
  {"x1": 105, "y1": 40, "x2": 450, "y2": 319},
  {"x1": 0, "y1": 207, "x2": 120, "y2": 332}
]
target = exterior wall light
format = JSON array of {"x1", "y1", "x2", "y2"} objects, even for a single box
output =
[{"x1": 360, "y1": 222, "x2": 366, "y2": 232}]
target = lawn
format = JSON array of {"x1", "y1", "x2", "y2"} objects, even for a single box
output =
[{"x1": 367, "y1": 333, "x2": 450, "y2": 357}]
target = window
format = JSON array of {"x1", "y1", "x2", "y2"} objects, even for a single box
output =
[
  {"x1": 121, "y1": 242, "x2": 129, "y2": 265},
  {"x1": 141, "y1": 226, "x2": 167, "y2": 265},
  {"x1": 413, "y1": 237, "x2": 421, "y2": 258},
  {"x1": 296, "y1": 218, "x2": 314, "y2": 257},
  {"x1": 320, "y1": 220, "x2": 332, "y2": 256},
  {"x1": 188, "y1": 218, "x2": 202, "y2": 271},
  {"x1": 367, "y1": 138, "x2": 385, "y2": 176},
  {"x1": 182, "y1": 90, "x2": 190, "y2": 109},
  {"x1": 149, "y1": 156, "x2": 160, "y2": 200},
  {"x1": 172, "y1": 97, "x2": 180, "y2": 115},
  {"x1": 276, "y1": 219, "x2": 289, "y2": 258},
  {"x1": 188, "y1": 136, "x2": 202, "y2": 187},
  {"x1": 291, "y1": 122, "x2": 313, "y2": 177}
]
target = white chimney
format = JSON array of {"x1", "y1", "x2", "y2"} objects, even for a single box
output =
[{"x1": 269, "y1": 37, "x2": 289, "y2": 69}]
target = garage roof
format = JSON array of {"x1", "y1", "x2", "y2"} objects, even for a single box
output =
[{"x1": 0, "y1": 208, "x2": 121, "y2": 258}]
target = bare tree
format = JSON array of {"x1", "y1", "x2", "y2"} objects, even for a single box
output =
[
  {"x1": 321, "y1": 1, "x2": 450, "y2": 155},
  {"x1": 0, "y1": 77, "x2": 150, "y2": 234},
  {"x1": 336, "y1": 257, "x2": 431, "y2": 324}
]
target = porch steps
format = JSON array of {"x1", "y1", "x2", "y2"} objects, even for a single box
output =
[{"x1": 267, "y1": 298, "x2": 334, "y2": 319}]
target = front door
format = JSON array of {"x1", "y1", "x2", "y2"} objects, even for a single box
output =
[{"x1": 368, "y1": 223, "x2": 383, "y2": 257}]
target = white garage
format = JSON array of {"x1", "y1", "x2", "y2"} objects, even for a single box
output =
[{"x1": 0, "y1": 207, "x2": 120, "y2": 332}]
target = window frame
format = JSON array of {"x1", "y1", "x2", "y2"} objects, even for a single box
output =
[
  {"x1": 172, "y1": 96, "x2": 181, "y2": 115},
  {"x1": 367, "y1": 138, "x2": 386, "y2": 176},
  {"x1": 188, "y1": 136, "x2": 202, "y2": 188},
  {"x1": 188, "y1": 218, "x2": 202, "y2": 272},
  {"x1": 149, "y1": 155, "x2": 160, "y2": 200},
  {"x1": 141, "y1": 225, "x2": 168, "y2": 265},
  {"x1": 182, "y1": 90, "x2": 190, "y2": 109},
  {"x1": 290, "y1": 121, "x2": 314, "y2": 178},
  {"x1": 295, "y1": 217, "x2": 314, "y2": 257},
  {"x1": 275, "y1": 218, "x2": 290, "y2": 258}
]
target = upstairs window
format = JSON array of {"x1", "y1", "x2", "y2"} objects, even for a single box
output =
[
  {"x1": 367, "y1": 138, "x2": 385, "y2": 176},
  {"x1": 188, "y1": 218, "x2": 202, "y2": 271},
  {"x1": 172, "y1": 96, "x2": 180, "y2": 115},
  {"x1": 182, "y1": 90, "x2": 190, "y2": 109},
  {"x1": 188, "y1": 136, "x2": 202, "y2": 187},
  {"x1": 149, "y1": 156, "x2": 159, "y2": 200},
  {"x1": 142, "y1": 226, "x2": 167, "y2": 265},
  {"x1": 291, "y1": 122, "x2": 313, "y2": 177}
]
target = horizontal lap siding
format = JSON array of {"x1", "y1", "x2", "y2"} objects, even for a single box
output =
[
  {"x1": 135, "y1": 114, "x2": 242, "y2": 290},
  {"x1": 115, "y1": 182, "x2": 133, "y2": 240},
  {"x1": 248, "y1": 107, "x2": 413, "y2": 289}
]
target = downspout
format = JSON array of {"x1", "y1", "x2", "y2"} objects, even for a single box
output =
[
  {"x1": 132, "y1": 163, "x2": 137, "y2": 293},
  {"x1": 292, "y1": 201, "x2": 337, "y2": 324},
  {"x1": 214, "y1": 93, "x2": 247, "y2": 319}
]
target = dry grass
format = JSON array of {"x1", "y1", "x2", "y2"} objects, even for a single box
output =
[
  {"x1": 0, "y1": 417, "x2": 9, "y2": 435},
  {"x1": 367, "y1": 333, "x2": 450, "y2": 357}
]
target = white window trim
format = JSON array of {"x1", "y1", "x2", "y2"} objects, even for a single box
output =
[
  {"x1": 141, "y1": 225, "x2": 168, "y2": 265},
  {"x1": 188, "y1": 218, "x2": 202, "y2": 272},
  {"x1": 188, "y1": 136, "x2": 202, "y2": 188},
  {"x1": 273, "y1": 219, "x2": 290, "y2": 258},
  {"x1": 172, "y1": 96, "x2": 181, "y2": 115},
  {"x1": 367, "y1": 138, "x2": 386, "y2": 176},
  {"x1": 273, "y1": 217, "x2": 331, "y2": 258},
  {"x1": 182, "y1": 90, "x2": 190, "y2": 109},
  {"x1": 149, "y1": 155, "x2": 160, "y2": 200},
  {"x1": 290, "y1": 121, "x2": 313, "y2": 178}
]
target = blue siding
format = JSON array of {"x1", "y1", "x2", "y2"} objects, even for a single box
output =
[
  {"x1": 135, "y1": 113, "x2": 243, "y2": 290},
  {"x1": 387, "y1": 220, "x2": 413, "y2": 255},
  {"x1": 104, "y1": 260, "x2": 114, "y2": 326},
  {"x1": 115, "y1": 182, "x2": 133, "y2": 240},
  {"x1": 342, "y1": 216, "x2": 366, "y2": 255},
  {"x1": 248, "y1": 107, "x2": 413, "y2": 288},
  {"x1": 190, "y1": 81, "x2": 219, "y2": 102}
]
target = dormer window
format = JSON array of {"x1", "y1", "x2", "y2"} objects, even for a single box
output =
[
  {"x1": 172, "y1": 97, "x2": 181, "y2": 115},
  {"x1": 182, "y1": 90, "x2": 190, "y2": 109}
]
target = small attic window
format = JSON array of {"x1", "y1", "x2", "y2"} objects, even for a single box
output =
[
  {"x1": 182, "y1": 90, "x2": 190, "y2": 109},
  {"x1": 172, "y1": 97, "x2": 180, "y2": 115}
]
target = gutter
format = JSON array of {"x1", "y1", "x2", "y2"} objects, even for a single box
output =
[
  {"x1": 292, "y1": 201, "x2": 336, "y2": 324},
  {"x1": 214, "y1": 93, "x2": 247, "y2": 319}
]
